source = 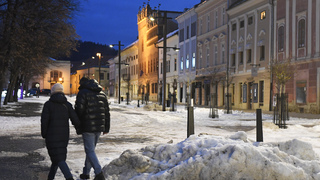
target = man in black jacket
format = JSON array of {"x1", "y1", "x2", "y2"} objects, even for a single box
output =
[{"x1": 75, "y1": 77, "x2": 110, "y2": 180}]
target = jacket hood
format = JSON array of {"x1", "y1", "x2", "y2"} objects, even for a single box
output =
[
  {"x1": 49, "y1": 93, "x2": 67, "y2": 103},
  {"x1": 78, "y1": 79, "x2": 102, "y2": 92}
]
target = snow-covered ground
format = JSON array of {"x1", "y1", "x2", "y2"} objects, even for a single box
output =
[{"x1": 1, "y1": 96, "x2": 320, "y2": 179}]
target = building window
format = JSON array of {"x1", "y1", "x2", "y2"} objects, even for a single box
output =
[
  {"x1": 206, "y1": 46, "x2": 210, "y2": 67},
  {"x1": 278, "y1": 26, "x2": 284, "y2": 51},
  {"x1": 222, "y1": 7, "x2": 225, "y2": 25},
  {"x1": 174, "y1": 58, "x2": 177, "y2": 71},
  {"x1": 232, "y1": 23, "x2": 236, "y2": 31},
  {"x1": 259, "y1": 81, "x2": 264, "y2": 103},
  {"x1": 160, "y1": 62, "x2": 163, "y2": 74},
  {"x1": 50, "y1": 70, "x2": 62, "y2": 82},
  {"x1": 298, "y1": 19, "x2": 306, "y2": 48},
  {"x1": 260, "y1": 11, "x2": 266, "y2": 20},
  {"x1": 239, "y1": 51, "x2": 243, "y2": 64},
  {"x1": 240, "y1": 20, "x2": 244, "y2": 28},
  {"x1": 260, "y1": 46, "x2": 265, "y2": 61},
  {"x1": 186, "y1": 26, "x2": 189, "y2": 39},
  {"x1": 214, "y1": 46, "x2": 218, "y2": 65},
  {"x1": 231, "y1": 54, "x2": 236, "y2": 66},
  {"x1": 221, "y1": 44, "x2": 225, "y2": 64},
  {"x1": 207, "y1": 15, "x2": 210, "y2": 32},
  {"x1": 179, "y1": 28, "x2": 184, "y2": 42},
  {"x1": 191, "y1": 22, "x2": 196, "y2": 37},
  {"x1": 247, "y1": 49, "x2": 252, "y2": 63},
  {"x1": 100, "y1": 73, "x2": 104, "y2": 80},
  {"x1": 200, "y1": 19, "x2": 203, "y2": 35},
  {"x1": 192, "y1": 52, "x2": 196, "y2": 68},
  {"x1": 248, "y1": 16, "x2": 253, "y2": 25},
  {"x1": 186, "y1": 54, "x2": 190, "y2": 69},
  {"x1": 180, "y1": 56, "x2": 184, "y2": 71},
  {"x1": 215, "y1": 11, "x2": 218, "y2": 28},
  {"x1": 296, "y1": 81, "x2": 307, "y2": 104},
  {"x1": 166, "y1": 60, "x2": 170, "y2": 72},
  {"x1": 240, "y1": 83, "x2": 243, "y2": 103},
  {"x1": 199, "y1": 49, "x2": 202, "y2": 68}
]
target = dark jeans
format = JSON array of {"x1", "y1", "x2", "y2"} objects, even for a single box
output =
[{"x1": 48, "y1": 161, "x2": 73, "y2": 180}]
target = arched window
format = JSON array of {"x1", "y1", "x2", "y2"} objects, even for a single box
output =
[
  {"x1": 278, "y1": 26, "x2": 284, "y2": 51},
  {"x1": 298, "y1": 19, "x2": 305, "y2": 48}
]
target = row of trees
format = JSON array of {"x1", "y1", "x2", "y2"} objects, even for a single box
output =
[{"x1": 0, "y1": 0, "x2": 80, "y2": 106}]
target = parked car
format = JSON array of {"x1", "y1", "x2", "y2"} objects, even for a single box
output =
[
  {"x1": 39, "y1": 89, "x2": 51, "y2": 95},
  {"x1": 27, "y1": 88, "x2": 38, "y2": 96}
]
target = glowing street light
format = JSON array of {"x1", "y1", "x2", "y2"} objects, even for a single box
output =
[{"x1": 110, "y1": 41, "x2": 124, "y2": 104}]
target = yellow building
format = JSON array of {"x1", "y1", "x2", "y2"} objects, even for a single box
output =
[{"x1": 137, "y1": 3, "x2": 181, "y2": 102}]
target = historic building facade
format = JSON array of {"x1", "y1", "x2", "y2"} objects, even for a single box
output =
[
  {"x1": 227, "y1": 0, "x2": 274, "y2": 111},
  {"x1": 195, "y1": 0, "x2": 228, "y2": 107},
  {"x1": 108, "y1": 41, "x2": 139, "y2": 102},
  {"x1": 157, "y1": 30, "x2": 179, "y2": 104},
  {"x1": 275, "y1": 0, "x2": 320, "y2": 113},
  {"x1": 176, "y1": 6, "x2": 198, "y2": 104},
  {"x1": 137, "y1": 3, "x2": 181, "y2": 102},
  {"x1": 30, "y1": 59, "x2": 71, "y2": 94}
]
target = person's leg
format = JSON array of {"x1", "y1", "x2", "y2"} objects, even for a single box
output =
[
  {"x1": 57, "y1": 161, "x2": 73, "y2": 179},
  {"x1": 48, "y1": 163, "x2": 58, "y2": 180},
  {"x1": 81, "y1": 155, "x2": 92, "y2": 177},
  {"x1": 82, "y1": 132, "x2": 102, "y2": 175}
]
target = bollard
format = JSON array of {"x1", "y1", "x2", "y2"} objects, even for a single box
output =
[
  {"x1": 187, "y1": 106, "x2": 194, "y2": 138},
  {"x1": 256, "y1": 109, "x2": 263, "y2": 142},
  {"x1": 137, "y1": 100, "x2": 140, "y2": 107}
]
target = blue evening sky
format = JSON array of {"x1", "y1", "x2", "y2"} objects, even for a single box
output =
[{"x1": 74, "y1": 0, "x2": 200, "y2": 47}]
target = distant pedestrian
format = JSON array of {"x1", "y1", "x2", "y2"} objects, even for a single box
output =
[
  {"x1": 75, "y1": 77, "x2": 110, "y2": 180},
  {"x1": 41, "y1": 83, "x2": 80, "y2": 180}
]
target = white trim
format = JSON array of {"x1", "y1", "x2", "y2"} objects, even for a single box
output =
[
  {"x1": 316, "y1": 0, "x2": 320, "y2": 57},
  {"x1": 254, "y1": 10, "x2": 258, "y2": 64},
  {"x1": 307, "y1": 0, "x2": 312, "y2": 57},
  {"x1": 292, "y1": 0, "x2": 296, "y2": 59},
  {"x1": 244, "y1": 14, "x2": 248, "y2": 71},
  {"x1": 286, "y1": 0, "x2": 289, "y2": 59}
]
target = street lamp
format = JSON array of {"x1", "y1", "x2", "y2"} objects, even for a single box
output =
[
  {"x1": 96, "y1": 53, "x2": 101, "y2": 84},
  {"x1": 110, "y1": 41, "x2": 124, "y2": 104},
  {"x1": 150, "y1": 11, "x2": 172, "y2": 111}
]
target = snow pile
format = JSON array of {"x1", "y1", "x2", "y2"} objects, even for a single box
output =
[{"x1": 103, "y1": 132, "x2": 320, "y2": 180}]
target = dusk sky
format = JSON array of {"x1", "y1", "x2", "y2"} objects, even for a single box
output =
[{"x1": 73, "y1": 0, "x2": 200, "y2": 48}]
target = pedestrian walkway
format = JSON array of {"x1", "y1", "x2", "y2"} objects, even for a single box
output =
[{"x1": 0, "y1": 101, "x2": 42, "y2": 117}]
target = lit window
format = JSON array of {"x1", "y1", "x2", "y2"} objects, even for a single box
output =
[
  {"x1": 192, "y1": 53, "x2": 196, "y2": 68},
  {"x1": 260, "y1": 11, "x2": 266, "y2": 20},
  {"x1": 180, "y1": 56, "x2": 184, "y2": 71},
  {"x1": 186, "y1": 54, "x2": 190, "y2": 69}
]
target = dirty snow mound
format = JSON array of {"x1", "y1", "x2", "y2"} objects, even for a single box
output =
[{"x1": 103, "y1": 132, "x2": 320, "y2": 180}]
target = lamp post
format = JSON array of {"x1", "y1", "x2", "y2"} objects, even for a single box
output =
[
  {"x1": 150, "y1": 11, "x2": 180, "y2": 111},
  {"x1": 110, "y1": 41, "x2": 124, "y2": 104},
  {"x1": 96, "y1": 53, "x2": 101, "y2": 84}
]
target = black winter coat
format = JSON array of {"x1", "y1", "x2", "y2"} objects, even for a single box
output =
[
  {"x1": 41, "y1": 93, "x2": 80, "y2": 164},
  {"x1": 75, "y1": 79, "x2": 110, "y2": 133}
]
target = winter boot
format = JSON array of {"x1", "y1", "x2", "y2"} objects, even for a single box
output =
[
  {"x1": 80, "y1": 174, "x2": 90, "y2": 179},
  {"x1": 94, "y1": 172, "x2": 105, "y2": 180}
]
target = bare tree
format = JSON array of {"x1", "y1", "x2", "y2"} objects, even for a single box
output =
[{"x1": 0, "y1": 0, "x2": 79, "y2": 106}]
